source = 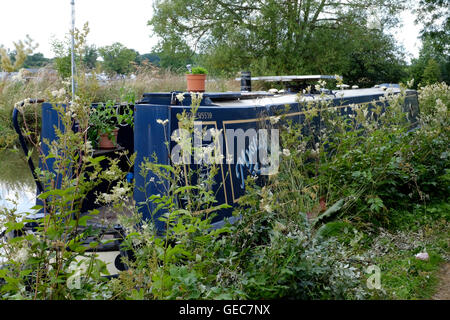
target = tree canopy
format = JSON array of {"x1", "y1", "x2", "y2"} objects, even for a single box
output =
[
  {"x1": 99, "y1": 42, "x2": 138, "y2": 75},
  {"x1": 408, "y1": 0, "x2": 450, "y2": 86},
  {"x1": 415, "y1": 0, "x2": 449, "y2": 56},
  {"x1": 149, "y1": 0, "x2": 407, "y2": 85},
  {"x1": 22, "y1": 53, "x2": 50, "y2": 69}
]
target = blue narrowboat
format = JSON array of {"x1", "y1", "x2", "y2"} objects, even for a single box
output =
[{"x1": 13, "y1": 75, "x2": 420, "y2": 232}]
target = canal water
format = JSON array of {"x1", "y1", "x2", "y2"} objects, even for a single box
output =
[
  {"x1": 0, "y1": 148, "x2": 37, "y2": 215},
  {"x1": 0, "y1": 149, "x2": 120, "y2": 274}
]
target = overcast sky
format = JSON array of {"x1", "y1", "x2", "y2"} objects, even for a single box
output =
[{"x1": 0, "y1": 0, "x2": 423, "y2": 63}]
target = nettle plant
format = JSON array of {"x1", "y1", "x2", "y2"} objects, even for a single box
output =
[{"x1": 0, "y1": 86, "x2": 133, "y2": 299}]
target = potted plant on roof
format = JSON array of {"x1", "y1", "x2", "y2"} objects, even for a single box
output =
[{"x1": 186, "y1": 65, "x2": 207, "y2": 92}]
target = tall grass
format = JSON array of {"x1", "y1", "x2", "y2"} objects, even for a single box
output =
[
  {"x1": 0, "y1": 68, "x2": 61, "y2": 149},
  {"x1": 0, "y1": 64, "x2": 240, "y2": 149}
]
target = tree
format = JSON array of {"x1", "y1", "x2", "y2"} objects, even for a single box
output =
[
  {"x1": 23, "y1": 53, "x2": 50, "y2": 68},
  {"x1": 415, "y1": 0, "x2": 449, "y2": 56},
  {"x1": 422, "y1": 59, "x2": 441, "y2": 85},
  {"x1": 137, "y1": 52, "x2": 161, "y2": 66},
  {"x1": 51, "y1": 22, "x2": 96, "y2": 78},
  {"x1": 149, "y1": 0, "x2": 406, "y2": 79},
  {"x1": 83, "y1": 44, "x2": 98, "y2": 70},
  {"x1": 0, "y1": 35, "x2": 37, "y2": 71},
  {"x1": 53, "y1": 54, "x2": 72, "y2": 78},
  {"x1": 409, "y1": 36, "x2": 449, "y2": 86},
  {"x1": 411, "y1": 0, "x2": 450, "y2": 85},
  {"x1": 99, "y1": 42, "x2": 138, "y2": 75}
]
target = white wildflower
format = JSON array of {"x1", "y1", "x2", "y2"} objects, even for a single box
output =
[
  {"x1": 436, "y1": 99, "x2": 447, "y2": 113},
  {"x1": 104, "y1": 169, "x2": 116, "y2": 179},
  {"x1": 58, "y1": 88, "x2": 66, "y2": 98},
  {"x1": 190, "y1": 92, "x2": 203, "y2": 105},
  {"x1": 269, "y1": 116, "x2": 280, "y2": 124},
  {"x1": 156, "y1": 119, "x2": 169, "y2": 126},
  {"x1": 209, "y1": 128, "x2": 223, "y2": 141},
  {"x1": 176, "y1": 92, "x2": 185, "y2": 103},
  {"x1": 15, "y1": 247, "x2": 29, "y2": 263},
  {"x1": 226, "y1": 153, "x2": 234, "y2": 164},
  {"x1": 282, "y1": 148, "x2": 291, "y2": 156},
  {"x1": 263, "y1": 204, "x2": 272, "y2": 213}
]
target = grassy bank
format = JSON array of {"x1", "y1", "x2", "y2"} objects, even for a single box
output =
[{"x1": 361, "y1": 202, "x2": 449, "y2": 299}]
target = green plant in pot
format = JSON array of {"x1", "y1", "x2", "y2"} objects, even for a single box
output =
[
  {"x1": 186, "y1": 65, "x2": 207, "y2": 92},
  {"x1": 88, "y1": 100, "x2": 133, "y2": 150}
]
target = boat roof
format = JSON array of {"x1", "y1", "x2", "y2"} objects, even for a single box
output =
[
  {"x1": 140, "y1": 86, "x2": 404, "y2": 107},
  {"x1": 235, "y1": 75, "x2": 339, "y2": 82},
  {"x1": 212, "y1": 86, "x2": 401, "y2": 107}
]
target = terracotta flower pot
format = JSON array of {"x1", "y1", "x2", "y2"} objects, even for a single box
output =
[
  {"x1": 186, "y1": 74, "x2": 206, "y2": 92},
  {"x1": 98, "y1": 128, "x2": 119, "y2": 149}
]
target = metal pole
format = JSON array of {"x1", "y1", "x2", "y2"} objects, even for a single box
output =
[{"x1": 71, "y1": 0, "x2": 75, "y2": 101}]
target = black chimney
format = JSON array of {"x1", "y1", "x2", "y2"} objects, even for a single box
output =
[{"x1": 240, "y1": 71, "x2": 251, "y2": 92}]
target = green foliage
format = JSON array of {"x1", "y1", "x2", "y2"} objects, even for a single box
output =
[
  {"x1": 82, "y1": 45, "x2": 98, "y2": 70},
  {"x1": 422, "y1": 59, "x2": 441, "y2": 85},
  {"x1": 409, "y1": 33, "x2": 449, "y2": 87},
  {"x1": 88, "y1": 101, "x2": 119, "y2": 147},
  {"x1": 150, "y1": 0, "x2": 406, "y2": 84},
  {"x1": 23, "y1": 53, "x2": 50, "y2": 69},
  {"x1": 98, "y1": 43, "x2": 138, "y2": 76},
  {"x1": 415, "y1": 0, "x2": 449, "y2": 58},
  {"x1": 0, "y1": 35, "x2": 37, "y2": 72},
  {"x1": 53, "y1": 55, "x2": 72, "y2": 79},
  {"x1": 136, "y1": 53, "x2": 161, "y2": 66},
  {"x1": 51, "y1": 22, "x2": 98, "y2": 79},
  {"x1": 87, "y1": 98, "x2": 134, "y2": 148},
  {"x1": 190, "y1": 66, "x2": 207, "y2": 74}
]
